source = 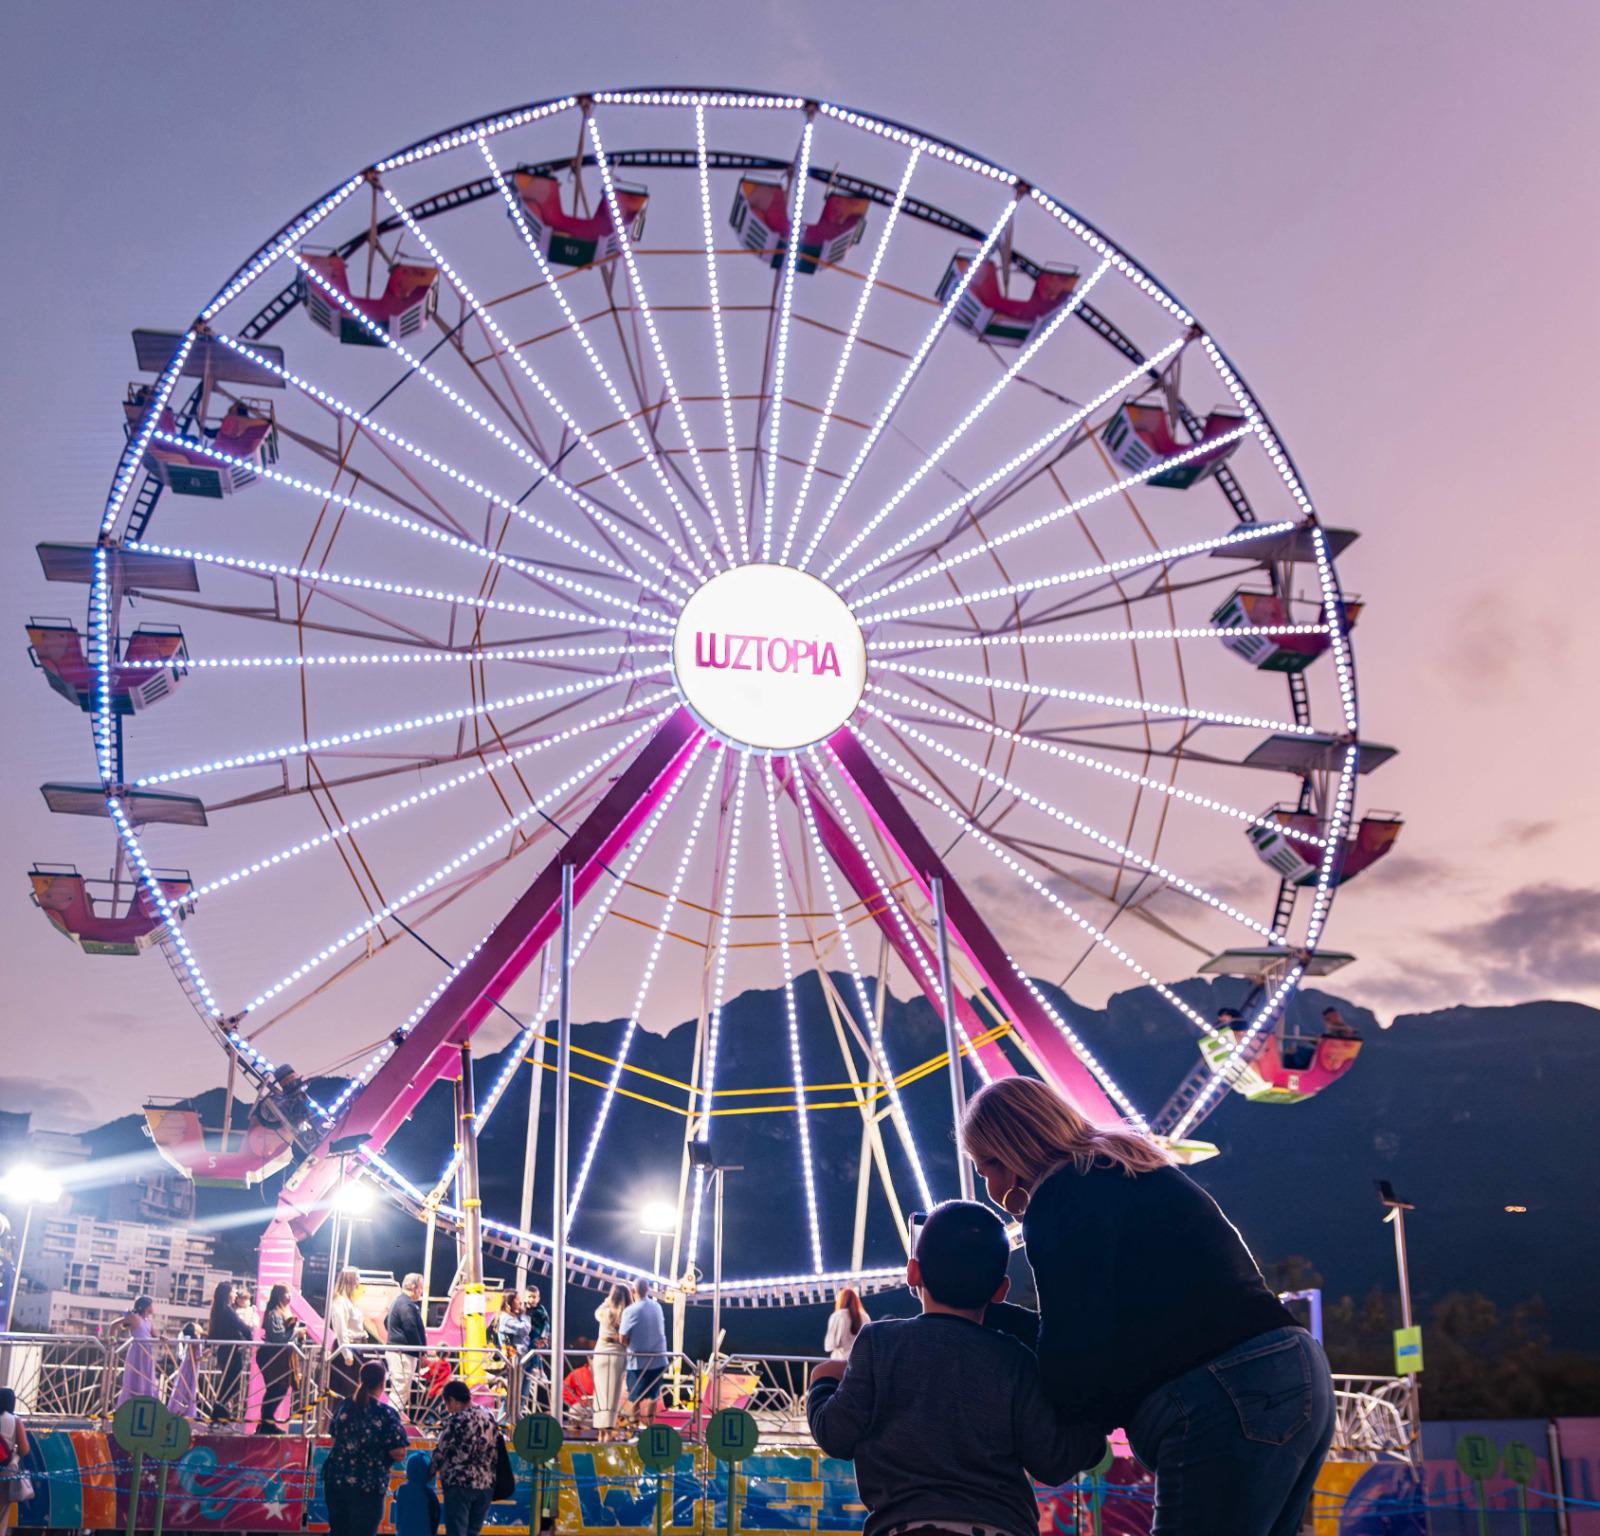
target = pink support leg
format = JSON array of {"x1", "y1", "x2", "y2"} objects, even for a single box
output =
[
  {"x1": 824, "y1": 728, "x2": 1121, "y2": 1125},
  {"x1": 270, "y1": 709, "x2": 705, "y2": 1250}
]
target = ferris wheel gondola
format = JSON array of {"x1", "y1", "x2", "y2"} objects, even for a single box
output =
[{"x1": 27, "y1": 88, "x2": 1400, "y2": 1312}]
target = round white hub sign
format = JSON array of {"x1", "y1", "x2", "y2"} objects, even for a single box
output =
[{"x1": 672, "y1": 564, "x2": 866, "y2": 752}]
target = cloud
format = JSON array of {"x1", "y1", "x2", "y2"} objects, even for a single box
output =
[
  {"x1": 1436, "y1": 882, "x2": 1600, "y2": 996},
  {"x1": 0, "y1": 1077, "x2": 97, "y2": 1130}
]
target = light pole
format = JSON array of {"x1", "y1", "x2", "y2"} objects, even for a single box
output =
[
  {"x1": 1, "y1": 1165, "x2": 64, "y2": 1332},
  {"x1": 1376, "y1": 1179, "x2": 1421, "y2": 1463},
  {"x1": 689, "y1": 1146, "x2": 741, "y2": 1413},
  {"x1": 639, "y1": 1202, "x2": 679, "y2": 1281}
]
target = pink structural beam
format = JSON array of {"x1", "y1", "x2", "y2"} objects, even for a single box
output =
[
  {"x1": 787, "y1": 759, "x2": 1016, "y2": 1086},
  {"x1": 273, "y1": 708, "x2": 705, "y2": 1242},
  {"x1": 825, "y1": 728, "x2": 1122, "y2": 1125}
]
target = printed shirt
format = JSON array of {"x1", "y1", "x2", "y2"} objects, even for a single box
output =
[
  {"x1": 324, "y1": 1399, "x2": 408, "y2": 1493},
  {"x1": 433, "y1": 1403, "x2": 499, "y2": 1490}
]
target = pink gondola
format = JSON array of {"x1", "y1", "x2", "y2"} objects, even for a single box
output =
[
  {"x1": 28, "y1": 863, "x2": 192, "y2": 957},
  {"x1": 513, "y1": 171, "x2": 648, "y2": 267},
  {"x1": 28, "y1": 618, "x2": 187, "y2": 713},
  {"x1": 730, "y1": 177, "x2": 868, "y2": 273},
  {"x1": 1247, "y1": 807, "x2": 1403, "y2": 887},
  {"x1": 299, "y1": 252, "x2": 438, "y2": 343},
  {"x1": 936, "y1": 251, "x2": 1080, "y2": 347},
  {"x1": 1212, "y1": 589, "x2": 1362, "y2": 673},
  {"x1": 1102, "y1": 400, "x2": 1245, "y2": 488}
]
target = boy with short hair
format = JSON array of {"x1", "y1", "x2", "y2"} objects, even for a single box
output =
[{"x1": 807, "y1": 1200, "x2": 1101, "y2": 1536}]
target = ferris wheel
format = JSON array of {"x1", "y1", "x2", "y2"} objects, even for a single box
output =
[{"x1": 27, "y1": 88, "x2": 1400, "y2": 1308}]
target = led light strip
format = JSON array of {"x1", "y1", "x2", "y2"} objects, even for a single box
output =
[
  {"x1": 827, "y1": 254, "x2": 1112, "y2": 583},
  {"x1": 868, "y1": 624, "x2": 1333, "y2": 652},
  {"x1": 836, "y1": 338, "x2": 1187, "y2": 592},
  {"x1": 855, "y1": 423, "x2": 1255, "y2": 605},
  {"x1": 874, "y1": 709, "x2": 1283, "y2": 942},
  {"x1": 853, "y1": 725, "x2": 1218, "y2": 1071},
  {"x1": 403, "y1": 164, "x2": 719, "y2": 581},
  {"x1": 798, "y1": 194, "x2": 1020, "y2": 573},
  {"x1": 241, "y1": 718, "x2": 679, "y2": 1014},
  {"x1": 148, "y1": 430, "x2": 669, "y2": 611},
  {"x1": 194, "y1": 701, "x2": 674, "y2": 899},
  {"x1": 792, "y1": 758, "x2": 935, "y2": 1210},
  {"x1": 213, "y1": 330, "x2": 694, "y2": 601},
  {"x1": 816, "y1": 102, "x2": 1013, "y2": 183},
  {"x1": 123, "y1": 536, "x2": 667, "y2": 640},
  {"x1": 103, "y1": 331, "x2": 196, "y2": 536},
  {"x1": 685, "y1": 756, "x2": 755, "y2": 1268},
  {"x1": 291, "y1": 255, "x2": 708, "y2": 591},
  {"x1": 809, "y1": 745, "x2": 993, "y2": 1088},
  {"x1": 587, "y1": 111, "x2": 728, "y2": 551},
  {"x1": 199, "y1": 179, "x2": 365, "y2": 323},
  {"x1": 760, "y1": 115, "x2": 816, "y2": 561},
  {"x1": 778, "y1": 142, "x2": 922, "y2": 567},
  {"x1": 1029, "y1": 190, "x2": 1196, "y2": 327},
  {"x1": 594, "y1": 90, "x2": 804, "y2": 110},
  {"x1": 695, "y1": 102, "x2": 750, "y2": 560},
  {"x1": 756, "y1": 757, "x2": 824, "y2": 1272},
  {"x1": 864, "y1": 682, "x2": 1329, "y2": 847},
  {"x1": 126, "y1": 642, "x2": 668, "y2": 670},
  {"x1": 373, "y1": 97, "x2": 576, "y2": 174},
  {"x1": 91, "y1": 550, "x2": 116, "y2": 782},
  {"x1": 566, "y1": 744, "x2": 720, "y2": 1230},
  {"x1": 134, "y1": 661, "x2": 667, "y2": 788},
  {"x1": 431, "y1": 745, "x2": 700, "y2": 1192},
  {"x1": 107, "y1": 799, "x2": 222, "y2": 1018},
  {"x1": 856, "y1": 518, "x2": 1302, "y2": 625},
  {"x1": 881, "y1": 660, "x2": 1314, "y2": 737}
]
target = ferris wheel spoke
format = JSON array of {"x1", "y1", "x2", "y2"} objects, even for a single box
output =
[
  {"x1": 124, "y1": 537, "x2": 668, "y2": 644},
  {"x1": 235, "y1": 709, "x2": 682, "y2": 1018},
  {"x1": 135, "y1": 640, "x2": 667, "y2": 672},
  {"x1": 566, "y1": 743, "x2": 721, "y2": 1231},
  {"x1": 855, "y1": 518, "x2": 1301, "y2": 625},
  {"x1": 685, "y1": 756, "x2": 762, "y2": 1267},
  {"x1": 864, "y1": 682, "x2": 1328, "y2": 847},
  {"x1": 695, "y1": 103, "x2": 752, "y2": 559},
  {"x1": 777, "y1": 142, "x2": 922, "y2": 567},
  {"x1": 132, "y1": 660, "x2": 667, "y2": 790},
  {"x1": 586, "y1": 110, "x2": 730, "y2": 561},
  {"x1": 876, "y1": 658, "x2": 1313, "y2": 738},
  {"x1": 431, "y1": 735, "x2": 711, "y2": 1197},
  {"x1": 210, "y1": 330, "x2": 694, "y2": 600},
  {"x1": 755, "y1": 112, "x2": 816, "y2": 562},
  {"x1": 436, "y1": 149, "x2": 729, "y2": 578},
  {"x1": 823, "y1": 254, "x2": 1112, "y2": 586},
  {"x1": 806, "y1": 746, "x2": 993, "y2": 1088},
  {"x1": 735, "y1": 757, "x2": 825, "y2": 1272},
  {"x1": 871, "y1": 708, "x2": 1282, "y2": 942},
  {"x1": 789, "y1": 756, "x2": 935, "y2": 1212},
  {"x1": 854, "y1": 420, "x2": 1255, "y2": 606},
  {"x1": 191, "y1": 699, "x2": 674, "y2": 902},
  {"x1": 851, "y1": 722, "x2": 1221, "y2": 1059},
  {"x1": 797, "y1": 193, "x2": 1019, "y2": 573},
  {"x1": 832, "y1": 339, "x2": 1184, "y2": 595},
  {"x1": 868, "y1": 621, "x2": 1333, "y2": 657},
  {"x1": 147, "y1": 430, "x2": 674, "y2": 615}
]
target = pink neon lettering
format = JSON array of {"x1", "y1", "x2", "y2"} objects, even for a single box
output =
[
  {"x1": 696, "y1": 632, "x2": 730, "y2": 669},
  {"x1": 819, "y1": 642, "x2": 840, "y2": 677},
  {"x1": 692, "y1": 632, "x2": 843, "y2": 678}
]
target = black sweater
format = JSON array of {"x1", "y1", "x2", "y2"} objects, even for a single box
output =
[{"x1": 1024, "y1": 1162, "x2": 1297, "y2": 1433}]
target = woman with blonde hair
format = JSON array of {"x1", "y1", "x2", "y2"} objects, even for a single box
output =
[
  {"x1": 591, "y1": 1284, "x2": 629, "y2": 1441},
  {"x1": 326, "y1": 1267, "x2": 367, "y2": 1400},
  {"x1": 960, "y1": 1075, "x2": 1333, "y2": 1536},
  {"x1": 823, "y1": 1287, "x2": 866, "y2": 1359}
]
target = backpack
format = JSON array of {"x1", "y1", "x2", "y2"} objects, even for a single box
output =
[{"x1": 492, "y1": 1432, "x2": 515, "y2": 1501}]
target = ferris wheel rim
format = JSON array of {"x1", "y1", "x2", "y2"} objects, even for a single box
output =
[{"x1": 74, "y1": 87, "x2": 1371, "y2": 1300}]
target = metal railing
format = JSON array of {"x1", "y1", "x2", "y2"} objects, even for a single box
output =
[
  {"x1": 0, "y1": 1333, "x2": 1417, "y2": 1464},
  {"x1": 1329, "y1": 1373, "x2": 1416, "y2": 1463}
]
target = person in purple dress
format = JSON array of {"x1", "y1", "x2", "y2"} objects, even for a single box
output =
[
  {"x1": 111, "y1": 1296, "x2": 159, "y2": 1405},
  {"x1": 167, "y1": 1322, "x2": 201, "y2": 1419}
]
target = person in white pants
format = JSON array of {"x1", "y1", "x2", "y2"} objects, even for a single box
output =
[{"x1": 591, "y1": 1285, "x2": 629, "y2": 1440}]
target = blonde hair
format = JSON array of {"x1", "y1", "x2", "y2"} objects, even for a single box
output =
[{"x1": 961, "y1": 1077, "x2": 1169, "y2": 1185}]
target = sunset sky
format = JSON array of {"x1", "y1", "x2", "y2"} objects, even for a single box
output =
[{"x1": 2, "y1": 0, "x2": 1596, "y2": 1131}]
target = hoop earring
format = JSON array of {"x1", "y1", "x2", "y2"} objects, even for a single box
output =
[{"x1": 1000, "y1": 1185, "x2": 1030, "y2": 1218}]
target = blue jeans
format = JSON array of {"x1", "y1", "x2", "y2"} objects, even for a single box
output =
[
  {"x1": 442, "y1": 1486, "x2": 493, "y2": 1536},
  {"x1": 1125, "y1": 1326, "x2": 1335, "y2": 1536}
]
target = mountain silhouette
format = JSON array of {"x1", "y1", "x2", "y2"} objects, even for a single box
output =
[{"x1": 78, "y1": 980, "x2": 1598, "y2": 1358}]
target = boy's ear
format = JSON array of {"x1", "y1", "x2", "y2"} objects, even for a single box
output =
[
  {"x1": 906, "y1": 1256, "x2": 923, "y2": 1292},
  {"x1": 989, "y1": 1274, "x2": 1011, "y2": 1304}
]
